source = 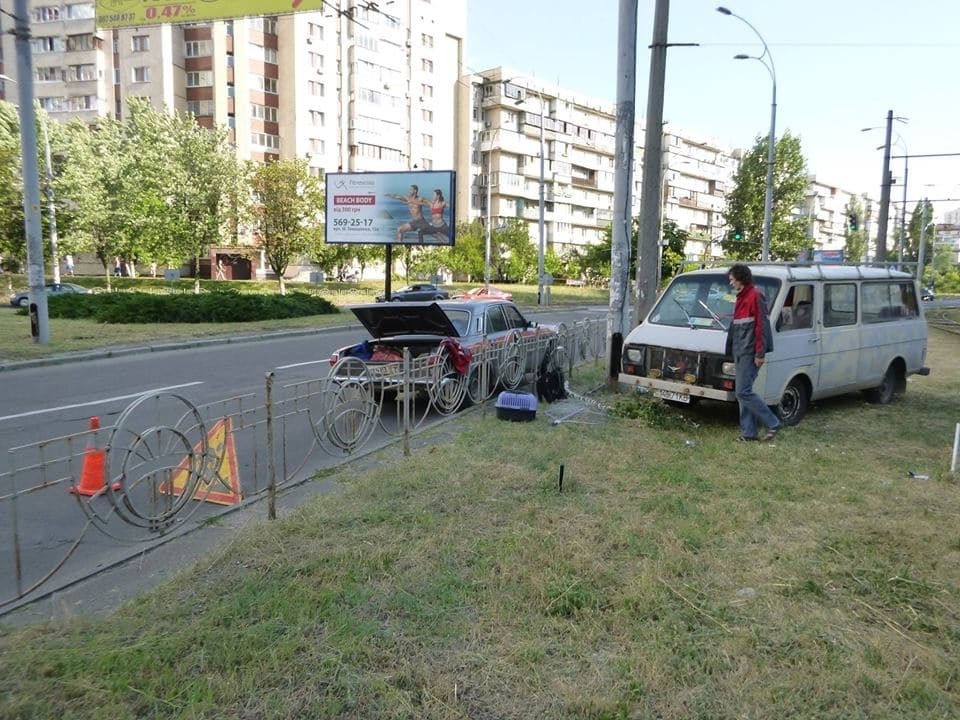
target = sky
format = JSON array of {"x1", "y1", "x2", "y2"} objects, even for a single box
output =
[{"x1": 466, "y1": 0, "x2": 960, "y2": 220}]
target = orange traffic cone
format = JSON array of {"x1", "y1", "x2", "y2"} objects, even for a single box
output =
[{"x1": 70, "y1": 416, "x2": 120, "y2": 496}]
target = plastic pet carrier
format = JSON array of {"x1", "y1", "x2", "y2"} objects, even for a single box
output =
[{"x1": 495, "y1": 391, "x2": 537, "y2": 422}]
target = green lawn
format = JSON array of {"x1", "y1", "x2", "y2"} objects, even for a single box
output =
[{"x1": 1, "y1": 324, "x2": 958, "y2": 718}]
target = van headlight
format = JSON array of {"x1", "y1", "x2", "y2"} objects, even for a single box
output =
[
  {"x1": 625, "y1": 347, "x2": 644, "y2": 362},
  {"x1": 721, "y1": 361, "x2": 736, "y2": 376}
]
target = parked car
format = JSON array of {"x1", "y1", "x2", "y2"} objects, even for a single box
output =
[
  {"x1": 920, "y1": 287, "x2": 935, "y2": 301},
  {"x1": 329, "y1": 299, "x2": 561, "y2": 409},
  {"x1": 375, "y1": 283, "x2": 449, "y2": 303},
  {"x1": 455, "y1": 286, "x2": 514, "y2": 302},
  {"x1": 9, "y1": 282, "x2": 90, "y2": 308}
]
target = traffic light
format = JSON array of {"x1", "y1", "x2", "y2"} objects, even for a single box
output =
[
  {"x1": 848, "y1": 214, "x2": 858, "y2": 231},
  {"x1": 733, "y1": 228, "x2": 744, "y2": 241}
]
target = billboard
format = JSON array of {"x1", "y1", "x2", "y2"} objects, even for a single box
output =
[
  {"x1": 96, "y1": 0, "x2": 324, "y2": 29},
  {"x1": 325, "y1": 171, "x2": 457, "y2": 246},
  {"x1": 813, "y1": 249, "x2": 844, "y2": 264}
]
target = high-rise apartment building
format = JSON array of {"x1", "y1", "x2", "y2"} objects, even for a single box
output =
[{"x1": 0, "y1": 0, "x2": 466, "y2": 176}]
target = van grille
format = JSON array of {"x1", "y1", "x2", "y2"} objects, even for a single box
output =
[{"x1": 648, "y1": 347, "x2": 702, "y2": 382}]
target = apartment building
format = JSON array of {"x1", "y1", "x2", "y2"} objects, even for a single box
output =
[
  {"x1": 458, "y1": 67, "x2": 744, "y2": 263},
  {"x1": 0, "y1": 0, "x2": 466, "y2": 176}
]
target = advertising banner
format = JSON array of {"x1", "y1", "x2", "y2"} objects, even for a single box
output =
[
  {"x1": 96, "y1": 0, "x2": 323, "y2": 29},
  {"x1": 325, "y1": 170, "x2": 456, "y2": 246},
  {"x1": 813, "y1": 249, "x2": 844, "y2": 264}
]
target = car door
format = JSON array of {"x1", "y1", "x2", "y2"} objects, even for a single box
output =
[
  {"x1": 764, "y1": 283, "x2": 820, "y2": 403},
  {"x1": 819, "y1": 282, "x2": 860, "y2": 392}
]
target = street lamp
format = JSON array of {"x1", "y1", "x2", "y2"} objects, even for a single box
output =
[
  {"x1": 515, "y1": 89, "x2": 547, "y2": 305},
  {"x1": 718, "y1": 6, "x2": 776, "y2": 262}
]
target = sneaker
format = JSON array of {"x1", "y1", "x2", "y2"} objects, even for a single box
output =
[
  {"x1": 736, "y1": 435, "x2": 758, "y2": 442},
  {"x1": 762, "y1": 426, "x2": 780, "y2": 442}
]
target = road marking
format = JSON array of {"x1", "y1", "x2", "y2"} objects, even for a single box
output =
[
  {"x1": 0, "y1": 382, "x2": 205, "y2": 422},
  {"x1": 276, "y1": 359, "x2": 328, "y2": 370}
]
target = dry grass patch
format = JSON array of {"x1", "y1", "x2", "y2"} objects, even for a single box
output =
[{"x1": 1, "y1": 329, "x2": 959, "y2": 718}]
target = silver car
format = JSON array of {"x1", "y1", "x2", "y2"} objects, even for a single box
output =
[
  {"x1": 9, "y1": 282, "x2": 90, "y2": 308},
  {"x1": 329, "y1": 299, "x2": 561, "y2": 409}
]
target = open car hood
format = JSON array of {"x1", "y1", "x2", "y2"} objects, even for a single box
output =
[{"x1": 350, "y1": 302, "x2": 459, "y2": 338}]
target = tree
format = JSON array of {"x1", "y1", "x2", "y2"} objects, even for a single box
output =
[
  {"x1": 0, "y1": 102, "x2": 24, "y2": 269},
  {"x1": 722, "y1": 131, "x2": 809, "y2": 261},
  {"x1": 660, "y1": 219, "x2": 688, "y2": 282},
  {"x1": 843, "y1": 195, "x2": 869, "y2": 263},
  {"x1": 907, "y1": 199, "x2": 935, "y2": 264},
  {"x1": 249, "y1": 158, "x2": 324, "y2": 295}
]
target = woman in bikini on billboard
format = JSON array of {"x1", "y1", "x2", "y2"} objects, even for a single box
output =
[{"x1": 419, "y1": 189, "x2": 450, "y2": 243}]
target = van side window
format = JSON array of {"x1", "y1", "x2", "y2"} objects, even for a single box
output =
[
  {"x1": 862, "y1": 281, "x2": 919, "y2": 323},
  {"x1": 824, "y1": 283, "x2": 856, "y2": 327},
  {"x1": 778, "y1": 284, "x2": 814, "y2": 331}
]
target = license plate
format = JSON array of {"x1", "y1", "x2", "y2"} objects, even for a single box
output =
[{"x1": 654, "y1": 389, "x2": 690, "y2": 404}]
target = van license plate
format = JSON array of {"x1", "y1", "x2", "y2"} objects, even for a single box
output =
[{"x1": 654, "y1": 389, "x2": 690, "y2": 403}]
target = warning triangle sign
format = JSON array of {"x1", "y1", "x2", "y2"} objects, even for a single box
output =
[{"x1": 160, "y1": 417, "x2": 242, "y2": 506}]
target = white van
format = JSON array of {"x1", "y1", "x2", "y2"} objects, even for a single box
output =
[{"x1": 618, "y1": 264, "x2": 930, "y2": 425}]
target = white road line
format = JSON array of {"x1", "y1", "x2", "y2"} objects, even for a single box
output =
[
  {"x1": 276, "y1": 359, "x2": 328, "y2": 370},
  {"x1": 0, "y1": 382, "x2": 205, "y2": 422}
]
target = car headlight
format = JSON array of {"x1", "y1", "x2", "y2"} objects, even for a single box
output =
[
  {"x1": 721, "y1": 361, "x2": 736, "y2": 376},
  {"x1": 626, "y1": 348, "x2": 644, "y2": 362}
]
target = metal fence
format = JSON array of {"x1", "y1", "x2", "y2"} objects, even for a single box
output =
[{"x1": 1, "y1": 317, "x2": 607, "y2": 614}]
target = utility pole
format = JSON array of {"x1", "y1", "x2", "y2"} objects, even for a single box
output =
[
  {"x1": 634, "y1": 0, "x2": 669, "y2": 327},
  {"x1": 12, "y1": 0, "x2": 49, "y2": 342},
  {"x1": 608, "y1": 0, "x2": 637, "y2": 355},
  {"x1": 875, "y1": 110, "x2": 894, "y2": 264}
]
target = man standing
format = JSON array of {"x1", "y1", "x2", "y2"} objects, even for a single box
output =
[
  {"x1": 387, "y1": 185, "x2": 431, "y2": 242},
  {"x1": 726, "y1": 263, "x2": 781, "y2": 442}
]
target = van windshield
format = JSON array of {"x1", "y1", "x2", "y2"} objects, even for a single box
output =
[{"x1": 649, "y1": 273, "x2": 780, "y2": 329}]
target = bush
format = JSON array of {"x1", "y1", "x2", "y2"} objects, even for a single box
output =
[{"x1": 42, "y1": 289, "x2": 339, "y2": 324}]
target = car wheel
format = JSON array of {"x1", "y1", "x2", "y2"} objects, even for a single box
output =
[
  {"x1": 391, "y1": 296, "x2": 402, "y2": 302},
  {"x1": 866, "y1": 364, "x2": 898, "y2": 405},
  {"x1": 17, "y1": 296, "x2": 29, "y2": 308},
  {"x1": 776, "y1": 376, "x2": 809, "y2": 426}
]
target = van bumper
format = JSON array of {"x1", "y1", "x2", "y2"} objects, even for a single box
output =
[{"x1": 618, "y1": 373, "x2": 736, "y2": 402}]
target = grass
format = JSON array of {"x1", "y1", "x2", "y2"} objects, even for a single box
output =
[
  {"x1": 0, "y1": 276, "x2": 608, "y2": 363},
  {"x1": 1, "y1": 324, "x2": 958, "y2": 718}
]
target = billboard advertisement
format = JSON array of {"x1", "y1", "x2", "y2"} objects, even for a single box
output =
[
  {"x1": 96, "y1": 0, "x2": 324, "y2": 29},
  {"x1": 325, "y1": 170, "x2": 456, "y2": 246},
  {"x1": 813, "y1": 249, "x2": 844, "y2": 264}
]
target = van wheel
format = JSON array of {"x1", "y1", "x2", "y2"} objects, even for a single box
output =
[
  {"x1": 866, "y1": 365, "x2": 897, "y2": 404},
  {"x1": 776, "y1": 377, "x2": 809, "y2": 426}
]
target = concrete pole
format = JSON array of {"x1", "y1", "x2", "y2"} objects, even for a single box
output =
[
  {"x1": 633, "y1": 0, "x2": 669, "y2": 328},
  {"x1": 762, "y1": 74, "x2": 776, "y2": 261},
  {"x1": 875, "y1": 110, "x2": 894, "y2": 264},
  {"x1": 13, "y1": 0, "x2": 49, "y2": 342},
  {"x1": 917, "y1": 199, "x2": 929, "y2": 282},
  {"x1": 897, "y1": 157, "x2": 908, "y2": 268},
  {"x1": 608, "y1": 0, "x2": 637, "y2": 352}
]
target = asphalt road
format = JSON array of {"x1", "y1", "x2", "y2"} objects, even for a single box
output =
[{"x1": 0, "y1": 305, "x2": 607, "y2": 621}]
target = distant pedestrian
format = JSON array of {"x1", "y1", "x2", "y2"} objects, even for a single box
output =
[
  {"x1": 113, "y1": 257, "x2": 122, "y2": 276},
  {"x1": 215, "y1": 259, "x2": 226, "y2": 280},
  {"x1": 725, "y1": 263, "x2": 781, "y2": 442},
  {"x1": 65, "y1": 254, "x2": 74, "y2": 276}
]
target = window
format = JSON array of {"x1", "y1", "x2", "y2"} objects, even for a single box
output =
[
  {"x1": 310, "y1": 138, "x2": 325, "y2": 153},
  {"x1": 187, "y1": 100, "x2": 215, "y2": 116},
  {"x1": 309, "y1": 110, "x2": 325, "y2": 127},
  {"x1": 66, "y1": 34, "x2": 97, "y2": 52},
  {"x1": 186, "y1": 71, "x2": 213, "y2": 87},
  {"x1": 184, "y1": 40, "x2": 212, "y2": 57},
  {"x1": 132, "y1": 67, "x2": 151, "y2": 83},
  {"x1": 31, "y1": 36, "x2": 64, "y2": 54},
  {"x1": 485, "y1": 306, "x2": 508, "y2": 333},
  {"x1": 421, "y1": 84, "x2": 433, "y2": 98},
  {"x1": 250, "y1": 132, "x2": 281, "y2": 150},
  {"x1": 66, "y1": 64, "x2": 97, "y2": 82},
  {"x1": 65, "y1": 3, "x2": 95, "y2": 20},
  {"x1": 778, "y1": 284, "x2": 814, "y2": 331},
  {"x1": 861, "y1": 281, "x2": 918, "y2": 324},
  {"x1": 39, "y1": 96, "x2": 65, "y2": 112},
  {"x1": 65, "y1": 95, "x2": 96, "y2": 111},
  {"x1": 252, "y1": 75, "x2": 278, "y2": 94},
  {"x1": 422, "y1": 109, "x2": 433, "y2": 122},
  {"x1": 309, "y1": 52, "x2": 324, "y2": 69},
  {"x1": 421, "y1": 33, "x2": 434, "y2": 47},
  {"x1": 249, "y1": 16, "x2": 278, "y2": 35},
  {"x1": 32, "y1": 6, "x2": 60, "y2": 22},
  {"x1": 132, "y1": 35, "x2": 150, "y2": 52},
  {"x1": 308, "y1": 81, "x2": 324, "y2": 96},
  {"x1": 419, "y1": 158, "x2": 433, "y2": 170},
  {"x1": 421, "y1": 134, "x2": 433, "y2": 147},
  {"x1": 308, "y1": 22, "x2": 323, "y2": 42},
  {"x1": 251, "y1": 104, "x2": 278, "y2": 122},
  {"x1": 823, "y1": 283, "x2": 857, "y2": 327},
  {"x1": 421, "y1": 58, "x2": 433, "y2": 73},
  {"x1": 35, "y1": 67, "x2": 60, "y2": 83},
  {"x1": 249, "y1": 44, "x2": 278, "y2": 64}
]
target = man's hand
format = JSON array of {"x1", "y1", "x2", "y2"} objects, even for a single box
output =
[{"x1": 754, "y1": 356, "x2": 765, "y2": 368}]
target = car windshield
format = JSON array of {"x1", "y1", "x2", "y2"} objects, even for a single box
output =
[
  {"x1": 445, "y1": 309, "x2": 470, "y2": 336},
  {"x1": 649, "y1": 273, "x2": 780, "y2": 329}
]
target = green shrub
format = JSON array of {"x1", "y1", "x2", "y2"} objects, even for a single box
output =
[{"x1": 42, "y1": 290, "x2": 339, "y2": 324}]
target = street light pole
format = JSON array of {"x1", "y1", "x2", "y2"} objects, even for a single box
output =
[
  {"x1": 516, "y1": 88, "x2": 548, "y2": 305},
  {"x1": 41, "y1": 120, "x2": 60, "y2": 284},
  {"x1": 718, "y1": 6, "x2": 776, "y2": 262}
]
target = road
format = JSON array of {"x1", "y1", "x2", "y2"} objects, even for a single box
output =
[{"x1": 0, "y1": 305, "x2": 606, "y2": 614}]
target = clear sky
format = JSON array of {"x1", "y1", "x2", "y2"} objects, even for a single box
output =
[{"x1": 467, "y1": 0, "x2": 960, "y2": 220}]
